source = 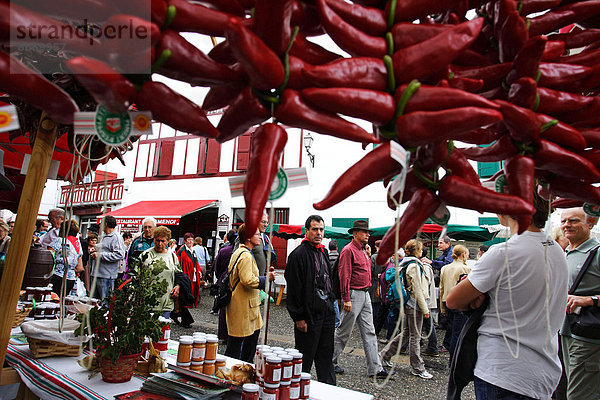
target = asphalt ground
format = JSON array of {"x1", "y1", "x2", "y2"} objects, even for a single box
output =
[{"x1": 170, "y1": 291, "x2": 476, "y2": 400}]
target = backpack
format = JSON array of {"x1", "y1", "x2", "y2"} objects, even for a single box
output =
[
  {"x1": 211, "y1": 250, "x2": 246, "y2": 313},
  {"x1": 387, "y1": 260, "x2": 420, "y2": 305}
]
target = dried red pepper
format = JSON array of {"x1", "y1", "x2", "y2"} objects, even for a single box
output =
[
  {"x1": 548, "y1": 28, "x2": 600, "y2": 50},
  {"x1": 549, "y1": 178, "x2": 600, "y2": 205},
  {"x1": 325, "y1": 0, "x2": 387, "y2": 37},
  {"x1": 580, "y1": 129, "x2": 600, "y2": 148},
  {"x1": 505, "y1": 36, "x2": 546, "y2": 85},
  {"x1": 415, "y1": 141, "x2": 450, "y2": 171},
  {"x1": 244, "y1": 123, "x2": 288, "y2": 235},
  {"x1": 302, "y1": 57, "x2": 388, "y2": 91},
  {"x1": 274, "y1": 89, "x2": 378, "y2": 144},
  {"x1": 253, "y1": 0, "x2": 293, "y2": 55},
  {"x1": 461, "y1": 134, "x2": 519, "y2": 162},
  {"x1": 216, "y1": 86, "x2": 269, "y2": 143},
  {"x1": 528, "y1": 0, "x2": 600, "y2": 36},
  {"x1": 290, "y1": 34, "x2": 341, "y2": 65},
  {"x1": 396, "y1": 84, "x2": 499, "y2": 114},
  {"x1": 537, "y1": 114, "x2": 587, "y2": 152},
  {"x1": 534, "y1": 139, "x2": 600, "y2": 182},
  {"x1": 391, "y1": 23, "x2": 450, "y2": 49},
  {"x1": 519, "y1": 0, "x2": 562, "y2": 16},
  {"x1": 507, "y1": 77, "x2": 537, "y2": 109},
  {"x1": 498, "y1": 11, "x2": 529, "y2": 63},
  {"x1": 538, "y1": 62, "x2": 594, "y2": 89},
  {"x1": 504, "y1": 155, "x2": 535, "y2": 233},
  {"x1": 136, "y1": 81, "x2": 219, "y2": 138},
  {"x1": 454, "y1": 126, "x2": 504, "y2": 145},
  {"x1": 450, "y1": 63, "x2": 513, "y2": 91},
  {"x1": 495, "y1": 100, "x2": 541, "y2": 143},
  {"x1": 386, "y1": 0, "x2": 465, "y2": 23},
  {"x1": 396, "y1": 107, "x2": 503, "y2": 147},
  {"x1": 438, "y1": 174, "x2": 536, "y2": 215},
  {"x1": 167, "y1": 0, "x2": 245, "y2": 37},
  {"x1": 314, "y1": 142, "x2": 402, "y2": 210},
  {"x1": 376, "y1": 187, "x2": 441, "y2": 266},
  {"x1": 445, "y1": 148, "x2": 481, "y2": 185},
  {"x1": 226, "y1": 17, "x2": 285, "y2": 91},
  {"x1": 202, "y1": 82, "x2": 244, "y2": 111},
  {"x1": 67, "y1": 57, "x2": 137, "y2": 113},
  {"x1": 316, "y1": 0, "x2": 386, "y2": 58},
  {"x1": 301, "y1": 88, "x2": 395, "y2": 125},
  {"x1": 536, "y1": 87, "x2": 595, "y2": 114},
  {"x1": 0, "y1": 51, "x2": 78, "y2": 124},
  {"x1": 551, "y1": 198, "x2": 584, "y2": 209}
]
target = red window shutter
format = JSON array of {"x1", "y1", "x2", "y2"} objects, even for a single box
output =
[
  {"x1": 196, "y1": 138, "x2": 208, "y2": 174},
  {"x1": 155, "y1": 140, "x2": 175, "y2": 176},
  {"x1": 205, "y1": 139, "x2": 221, "y2": 174},
  {"x1": 236, "y1": 132, "x2": 252, "y2": 171}
]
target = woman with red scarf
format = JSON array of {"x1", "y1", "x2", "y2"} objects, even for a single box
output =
[
  {"x1": 47, "y1": 219, "x2": 84, "y2": 296},
  {"x1": 177, "y1": 232, "x2": 202, "y2": 307}
]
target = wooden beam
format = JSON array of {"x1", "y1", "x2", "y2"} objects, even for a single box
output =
[
  {"x1": 0, "y1": 113, "x2": 58, "y2": 376},
  {"x1": 0, "y1": 367, "x2": 20, "y2": 386}
]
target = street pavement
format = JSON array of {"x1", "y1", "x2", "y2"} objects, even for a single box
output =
[{"x1": 170, "y1": 291, "x2": 476, "y2": 400}]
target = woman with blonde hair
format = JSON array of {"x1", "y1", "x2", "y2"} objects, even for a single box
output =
[
  {"x1": 379, "y1": 239, "x2": 432, "y2": 379},
  {"x1": 439, "y1": 244, "x2": 471, "y2": 360}
]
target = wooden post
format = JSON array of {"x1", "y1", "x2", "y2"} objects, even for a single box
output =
[{"x1": 0, "y1": 113, "x2": 58, "y2": 375}]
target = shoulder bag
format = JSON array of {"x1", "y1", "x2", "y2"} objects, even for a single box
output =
[{"x1": 568, "y1": 246, "x2": 600, "y2": 339}]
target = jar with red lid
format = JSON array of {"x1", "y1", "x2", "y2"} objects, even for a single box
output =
[
  {"x1": 289, "y1": 379, "x2": 300, "y2": 400},
  {"x1": 242, "y1": 383, "x2": 259, "y2": 400},
  {"x1": 42, "y1": 287, "x2": 52, "y2": 301},
  {"x1": 264, "y1": 356, "x2": 282, "y2": 384},
  {"x1": 33, "y1": 287, "x2": 44, "y2": 302},
  {"x1": 279, "y1": 380, "x2": 291, "y2": 400},
  {"x1": 34, "y1": 304, "x2": 46, "y2": 320},
  {"x1": 25, "y1": 287, "x2": 36, "y2": 301},
  {"x1": 262, "y1": 382, "x2": 280, "y2": 400},
  {"x1": 299, "y1": 373, "x2": 310, "y2": 399},
  {"x1": 290, "y1": 353, "x2": 303, "y2": 380},
  {"x1": 260, "y1": 351, "x2": 275, "y2": 379},
  {"x1": 280, "y1": 354, "x2": 293, "y2": 382}
]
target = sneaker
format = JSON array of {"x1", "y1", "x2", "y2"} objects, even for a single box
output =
[
  {"x1": 424, "y1": 350, "x2": 440, "y2": 357},
  {"x1": 399, "y1": 348, "x2": 408, "y2": 355},
  {"x1": 379, "y1": 338, "x2": 389, "y2": 345},
  {"x1": 379, "y1": 353, "x2": 393, "y2": 369},
  {"x1": 369, "y1": 369, "x2": 389, "y2": 378},
  {"x1": 439, "y1": 346, "x2": 449, "y2": 353},
  {"x1": 334, "y1": 365, "x2": 344, "y2": 374},
  {"x1": 412, "y1": 370, "x2": 433, "y2": 380}
]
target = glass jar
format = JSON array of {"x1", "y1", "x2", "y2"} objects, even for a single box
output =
[
  {"x1": 262, "y1": 382, "x2": 280, "y2": 400},
  {"x1": 264, "y1": 356, "x2": 282, "y2": 384},
  {"x1": 289, "y1": 379, "x2": 300, "y2": 400},
  {"x1": 205, "y1": 335, "x2": 218, "y2": 361},
  {"x1": 177, "y1": 336, "x2": 194, "y2": 365},
  {"x1": 279, "y1": 380, "x2": 291, "y2": 400},
  {"x1": 42, "y1": 287, "x2": 52, "y2": 301},
  {"x1": 290, "y1": 352, "x2": 303, "y2": 380},
  {"x1": 215, "y1": 355, "x2": 226, "y2": 374},
  {"x1": 242, "y1": 383, "x2": 259, "y2": 400},
  {"x1": 34, "y1": 304, "x2": 46, "y2": 320},
  {"x1": 33, "y1": 287, "x2": 44, "y2": 302},
  {"x1": 203, "y1": 359, "x2": 216, "y2": 375},
  {"x1": 25, "y1": 287, "x2": 36, "y2": 301},
  {"x1": 299, "y1": 373, "x2": 311, "y2": 399},
  {"x1": 191, "y1": 361, "x2": 203, "y2": 371},
  {"x1": 280, "y1": 354, "x2": 293, "y2": 382},
  {"x1": 192, "y1": 336, "x2": 206, "y2": 362}
]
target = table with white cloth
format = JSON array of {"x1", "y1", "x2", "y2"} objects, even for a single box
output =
[{"x1": 4, "y1": 333, "x2": 374, "y2": 400}]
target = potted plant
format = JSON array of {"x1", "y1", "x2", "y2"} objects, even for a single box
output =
[{"x1": 76, "y1": 257, "x2": 168, "y2": 383}]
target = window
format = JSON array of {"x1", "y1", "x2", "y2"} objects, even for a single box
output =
[
  {"x1": 232, "y1": 208, "x2": 290, "y2": 228},
  {"x1": 236, "y1": 132, "x2": 252, "y2": 171},
  {"x1": 153, "y1": 140, "x2": 174, "y2": 176},
  {"x1": 477, "y1": 161, "x2": 502, "y2": 178},
  {"x1": 479, "y1": 217, "x2": 500, "y2": 225}
]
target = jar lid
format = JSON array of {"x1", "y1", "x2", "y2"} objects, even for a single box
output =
[
  {"x1": 280, "y1": 354, "x2": 293, "y2": 361},
  {"x1": 270, "y1": 346, "x2": 284, "y2": 352},
  {"x1": 179, "y1": 335, "x2": 194, "y2": 344},
  {"x1": 285, "y1": 348, "x2": 297, "y2": 353},
  {"x1": 291, "y1": 352, "x2": 303, "y2": 359},
  {"x1": 194, "y1": 336, "x2": 206, "y2": 343},
  {"x1": 300, "y1": 372, "x2": 311, "y2": 380},
  {"x1": 191, "y1": 361, "x2": 204, "y2": 365},
  {"x1": 242, "y1": 383, "x2": 260, "y2": 392},
  {"x1": 206, "y1": 336, "x2": 218, "y2": 343},
  {"x1": 266, "y1": 356, "x2": 282, "y2": 364},
  {"x1": 291, "y1": 377, "x2": 301, "y2": 383},
  {"x1": 157, "y1": 316, "x2": 171, "y2": 324},
  {"x1": 216, "y1": 355, "x2": 226, "y2": 362},
  {"x1": 204, "y1": 359, "x2": 215, "y2": 364},
  {"x1": 280, "y1": 380, "x2": 291, "y2": 386},
  {"x1": 263, "y1": 382, "x2": 280, "y2": 389}
]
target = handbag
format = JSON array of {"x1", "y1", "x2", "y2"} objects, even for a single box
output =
[
  {"x1": 568, "y1": 246, "x2": 600, "y2": 339},
  {"x1": 211, "y1": 250, "x2": 246, "y2": 313}
]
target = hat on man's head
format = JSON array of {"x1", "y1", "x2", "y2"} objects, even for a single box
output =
[{"x1": 348, "y1": 220, "x2": 373, "y2": 234}]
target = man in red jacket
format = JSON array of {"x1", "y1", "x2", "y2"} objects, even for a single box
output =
[{"x1": 332, "y1": 220, "x2": 389, "y2": 378}]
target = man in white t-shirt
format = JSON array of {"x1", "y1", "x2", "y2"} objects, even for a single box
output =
[{"x1": 447, "y1": 194, "x2": 568, "y2": 400}]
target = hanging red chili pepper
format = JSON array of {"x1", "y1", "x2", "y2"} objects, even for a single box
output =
[
  {"x1": 325, "y1": 0, "x2": 387, "y2": 37},
  {"x1": 216, "y1": 86, "x2": 269, "y2": 143},
  {"x1": 396, "y1": 107, "x2": 503, "y2": 147},
  {"x1": 225, "y1": 17, "x2": 285, "y2": 91},
  {"x1": 67, "y1": 57, "x2": 137, "y2": 113},
  {"x1": 444, "y1": 148, "x2": 481, "y2": 185},
  {"x1": 301, "y1": 88, "x2": 395, "y2": 126},
  {"x1": 391, "y1": 23, "x2": 450, "y2": 49},
  {"x1": 507, "y1": 77, "x2": 537, "y2": 109},
  {"x1": 316, "y1": 0, "x2": 386, "y2": 58},
  {"x1": 202, "y1": 81, "x2": 244, "y2": 112},
  {"x1": 167, "y1": 0, "x2": 247, "y2": 36},
  {"x1": 498, "y1": 11, "x2": 529, "y2": 63},
  {"x1": 289, "y1": 34, "x2": 341, "y2": 65},
  {"x1": 534, "y1": 139, "x2": 600, "y2": 182},
  {"x1": 450, "y1": 63, "x2": 513, "y2": 91},
  {"x1": 415, "y1": 141, "x2": 451, "y2": 171},
  {"x1": 244, "y1": 123, "x2": 288, "y2": 235},
  {"x1": 461, "y1": 134, "x2": 519, "y2": 162},
  {"x1": 274, "y1": 90, "x2": 379, "y2": 144},
  {"x1": 136, "y1": 81, "x2": 219, "y2": 138},
  {"x1": 392, "y1": 18, "x2": 484, "y2": 84},
  {"x1": 455, "y1": 126, "x2": 504, "y2": 145},
  {"x1": 580, "y1": 129, "x2": 600, "y2": 148},
  {"x1": 0, "y1": 51, "x2": 78, "y2": 124},
  {"x1": 528, "y1": 0, "x2": 600, "y2": 36},
  {"x1": 314, "y1": 142, "x2": 403, "y2": 210},
  {"x1": 253, "y1": 0, "x2": 293, "y2": 55},
  {"x1": 548, "y1": 28, "x2": 600, "y2": 50},
  {"x1": 287, "y1": 56, "x2": 316, "y2": 90},
  {"x1": 537, "y1": 114, "x2": 587, "y2": 152},
  {"x1": 505, "y1": 36, "x2": 546, "y2": 85},
  {"x1": 551, "y1": 198, "x2": 584, "y2": 209},
  {"x1": 438, "y1": 174, "x2": 536, "y2": 215},
  {"x1": 302, "y1": 57, "x2": 388, "y2": 91},
  {"x1": 536, "y1": 87, "x2": 595, "y2": 114},
  {"x1": 386, "y1": 0, "x2": 465, "y2": 24},
  {"x1": 395, "y1": 84, "x2": 499, "y2": 114},
  {"x1": 519, "y1": 0, "x2": 562, "y2": 16},
  {"x1": 504, "y1": 155, "x2": 535, "y2": 233},
  {"x1": 376, "y1": 187, "x2": 442, "y2": 266},
  {"x1": 386, "y1": 169, "x2": 426, "y2": 210},
  {"x1": 496, "y1": 100, "x2": 541, "y2": 143},
  {"x1": 548, "y1": 178, "x2": 600, "y2": 205},
  {"x1": 156, "y1": 30, "x2": 242, "y2": 87},
  {"x1": 538, "y1": 62, "x2": 594, "y2": 89}
]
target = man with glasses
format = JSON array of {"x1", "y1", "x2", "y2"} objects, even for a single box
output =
[
  {"x1": 40, "y1": 208, "x2": 65, "y2": 248},
  {"x1": 128, "y1": 217, "x2": 156, "y2": 265},
  {"x1": 559, "y1": 208, "x2": 600, "y2": 400}
]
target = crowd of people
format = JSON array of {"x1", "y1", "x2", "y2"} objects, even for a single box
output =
[{"x1": 21, "y1": 204, "x2": 600, "y2": 400}]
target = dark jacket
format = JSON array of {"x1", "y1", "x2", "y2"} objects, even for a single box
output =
[
  {"x1": 175, "y1": 271, "x2": 195, "y2": 308},
  {"x1": 431, "y1": 246, "x2": 453, "y2": 271},
  {"x1": 285, "y1": 241, "x2": 334, "y2": 326},
  {"x1": 128, "y1": 235, "x2": 154, "y2": 265}
]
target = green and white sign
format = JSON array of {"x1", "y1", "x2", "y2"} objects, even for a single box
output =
[
  {"x1": 269, "y1": 168, "x2": 288, "y2": 200},
  {"x1": 584, "y1": 203, "x2": 600, "y2": 217},
  {"x1": 74, "y1": 106, "x2": 152, "y2": 146}
]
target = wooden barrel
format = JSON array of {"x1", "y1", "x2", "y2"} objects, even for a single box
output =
[{"x1": 22, "y1": 246, "x2": 54, "y2": 288}]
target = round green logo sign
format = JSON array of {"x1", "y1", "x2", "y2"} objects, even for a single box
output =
[
  {"x1": 430, "y1": 204, "x2": 451, "y2": 226},
  {"x1": 584, "y1": 203, "x2": 600, "y2": 217},
  {"x1": 269, "y1": 168, "x2": 288, "y2": 200},
  {"x1": 95, "y1": 106, "x2": 132, "y2": 146}
]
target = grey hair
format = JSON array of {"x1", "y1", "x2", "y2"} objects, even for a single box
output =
[{"x1": 142, "y1": 217, "x2": 157, "y2": 227}]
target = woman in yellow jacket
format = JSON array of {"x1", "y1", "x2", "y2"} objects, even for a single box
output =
[{"x1": 225, "y1": 223, "x2": 274, "y2": 362}]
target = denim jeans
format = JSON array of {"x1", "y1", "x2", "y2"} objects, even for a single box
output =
[
  {"x1": 474, "y1": 377, "x2": 536, "y2": 400},
  {"x1": 93, "y1": 277, "x2": 115, "y2": 301},
  {"x1": 333, "y1": 299, "x2": 341, "y2": 328},
  {"x1": 422, "y1": 315, "x2": 438, "y2": 353}
]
